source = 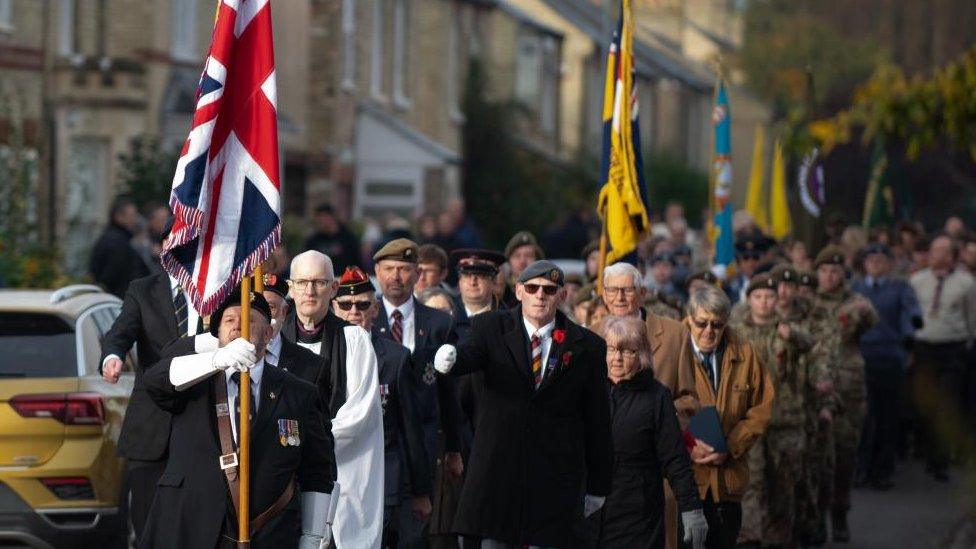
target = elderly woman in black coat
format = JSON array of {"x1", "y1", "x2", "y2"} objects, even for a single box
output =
[{"x1": 589, "y1": 316, "x2": 708, "y2": 548}]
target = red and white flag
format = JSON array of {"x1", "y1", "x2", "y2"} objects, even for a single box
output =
[{"x1": 161, "y1": 0, "x2": 280, "y2": 316}]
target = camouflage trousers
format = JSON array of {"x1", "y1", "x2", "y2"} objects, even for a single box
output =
[
  {"x1": 738, "y1": 427, "x2": 806, "y2": 545},
  {"x1": 794, "y1": 416, "x2": 828, "y2": 541},
  {"x1": 832, "y1": 388, "x2": 867, "y2": 515}
]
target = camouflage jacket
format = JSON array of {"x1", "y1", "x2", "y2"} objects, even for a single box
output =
[
  {"x1": 732, "y1": 312, "x2": 813, "y2": 428},
  {"x1": 782, "y1": 296, "x2": 838, "y2": 415},
  {"x1": 816, "y1": 289, "x2": 879, "y2": 397}
]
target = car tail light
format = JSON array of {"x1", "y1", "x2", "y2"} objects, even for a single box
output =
[
  {"x1": 9, "y1": 393, "x2": 105, "y2": 425},
  {"x1": 40, "y1": 477, "x2": 95, "y2": 500}
]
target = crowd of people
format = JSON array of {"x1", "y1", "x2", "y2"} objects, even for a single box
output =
[{"x1": 88, "y1": 193, "x2": 976, "y2": 548}]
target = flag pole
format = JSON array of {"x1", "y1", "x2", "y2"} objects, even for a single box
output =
[{"x1": 239, "y1": 275, "x2": 252, "y2": 544}]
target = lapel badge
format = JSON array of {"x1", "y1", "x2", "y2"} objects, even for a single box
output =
[
  {"x1": 269, "y1": 391, "x2": 277, "y2": 400},
  {"x1": 379, "y1": 383, "x2": 390, "y2": 410},
  {"x1": 423, "y1": 362, "x2": 437, "y2": 385},
  {"x1": 418, "y1": 328, "x2": 425, "y2": 337}
]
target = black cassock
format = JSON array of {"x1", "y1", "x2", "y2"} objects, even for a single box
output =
[
  {"x1": 448, "y1": 309, "x2": 612, "y2": 547},
  {"x1": 141, "y1": 346, "x2": 336, "y2": 549}
]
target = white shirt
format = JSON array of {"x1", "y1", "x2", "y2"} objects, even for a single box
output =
[
  {"x1": 265, "y1": 333, "x2": 282, "y2": 366},
  {"x1": 464, "y1": 302, "x2": 493, "y2": 318},
  {"x1": 383, "y1": 296, "x2": 416, "y2": 352},
  {"x1": 689, "y1": 336, "x2": 720, "y2": 392},
  {"x1": 225, "y1": 358, "x2": 265, "y2": 444},
  {"x1": 170, "y1": 275, "x2": 202, "y2": 337},
  {"x1": 523, "y1": 317, "x2": 556, "y2": 376}
]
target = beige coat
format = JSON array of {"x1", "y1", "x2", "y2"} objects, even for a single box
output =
[{"x1": 684, "y1": 322, "x2": 774, "y2": 503}]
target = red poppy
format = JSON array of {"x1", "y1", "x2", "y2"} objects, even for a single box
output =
[{"x1": 553, "y1": 329, "x2": 566, "y2": 344}]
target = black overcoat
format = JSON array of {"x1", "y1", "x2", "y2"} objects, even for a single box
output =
[
  {"x1": 141, "y1": 347, "x2": 336, "y2": 549},
  {"x1": 449, "y1": 308, "x2": 612, "y2": 547},
  {"x1": 587, "y1": 370, "x2": 701, "y2": 548}
]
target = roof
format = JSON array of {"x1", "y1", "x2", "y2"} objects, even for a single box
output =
[
  {"x1": 0, "y1": 286, "x2": 121, "y2": 318},
  {"x1": 357, "y1": 101, "x2": 461, "y2": 164},
  {"x1": 537, "y1": 0, "x2": 714, "y2": 90}
]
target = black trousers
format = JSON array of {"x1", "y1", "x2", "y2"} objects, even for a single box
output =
[
  {"x1": 679, "y1": 493, "x2": 741, "y2": 549},
  {"x1": 913, "y1": 341, "x2": 967, "y2": 473},
  {"x1": 858, "y1": 364, "x2": 903, "y2": 481},
  {"x1": 127, "y1": 459, "x2": 166, "y2": 542}
]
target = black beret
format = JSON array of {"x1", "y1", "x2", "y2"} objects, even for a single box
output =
[
  {"x1": 336, "y1": 266, "x2": 375, "y2": 296},
  {"x1": 210, "y1": 289, "x2": 272, "y2": 337},
  {"x1": 517, "y1": 260, "x2": 564, "y2": 286},
  {"x1": 261, "y1": 272, "x2": 289, "y2": 298}
]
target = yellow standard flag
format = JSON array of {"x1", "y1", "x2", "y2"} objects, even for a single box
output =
[
  {"x1": 745, "y1": 124, "x2": 768, "y2": 232},
  {"x1": 597, "y1": 0, "x2": 649, "y2": 265},
  {"x1": 769, "y1": 139, "x2": 792, "y2": 239}
]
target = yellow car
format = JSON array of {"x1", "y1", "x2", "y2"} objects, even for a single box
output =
[{"x1": 0, "y1": 285, "x2": 134, "y2": 548}]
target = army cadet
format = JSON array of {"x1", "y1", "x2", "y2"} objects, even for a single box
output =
[
  {"x1": 501, "y1": 231, "x2": 545, "y2": 307},
  {"x1": 814, "y1": 245, "x2": 878, "y2": 543},
  {"x1": 686, "y1": 269, "x2": 720, "y2": 296},
  {"x1": 733, "y1": 273, "x2": 813, "y2": 547}
]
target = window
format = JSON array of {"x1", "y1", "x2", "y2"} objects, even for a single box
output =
[
  {"x1": 0, "y1": 313, "x2": 78, "y2": 378},
  {"x1": 0, "y1": 0, "x2": 12, "y2": 31},
  {"x1": 58, "y1": 0, "x2": 76, "y2": 56},
  {"x1": 392, "y1": 0, "x2": 410, "y2": 107},
  {"x1": 341, "y1": 0, "x2": 356, "y2": 89},
  {"x1": 515, "y1": 27, "x2": 561, "y2": 140},
  {"x1": 171, "y1": 0, "x2": 198, "y2": 61},
  {"x1": 370, "y1": 0, "x2": 386, "y2": 100}
]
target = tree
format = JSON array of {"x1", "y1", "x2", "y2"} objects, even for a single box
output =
[
  {"x1": 117, "y1": 134, "x2": 178, "y2": 211},
  {"x1": 461, "y1": 59, "x2": 596, "y2": 248}
]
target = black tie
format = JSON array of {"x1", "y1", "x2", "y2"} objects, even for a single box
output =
[
  {"x1": 231, "y1": 372, "x2": 256, "y2": 443},
  {"x1": 173, "y1": 288, "x2": 188, "y2": 335},
  {"x1": 703, "y1": 352, "x2": 717, "y2": 391}
]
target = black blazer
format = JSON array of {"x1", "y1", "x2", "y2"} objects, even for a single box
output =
[
  {"x1": 89, "y1": 223, "x2": 150, "y2": 298},
  {"x1": 373, "y1": 334, "x2": 431, "y2": 499},
  {"x1": 100, "y1": 273, "x2": 185, "y2": 461},
  {"x1": 373, "y1": 298, "x2": 462, "y2": 452},
  {"x1": 142, "y1": 347, "x2": 336, "y2": 549},
  {"x1": 449, "y1": 309, "x2": 612, "y2": 547}
]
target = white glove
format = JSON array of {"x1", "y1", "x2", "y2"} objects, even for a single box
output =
[
  {"x1": 211, "y1": 338, "x2": 256, "y2": 372},
  {"x1": 583, "y1": 494, "x2": 605, "y2": 518},
  {"x1": 193, "y1": 332, "x2": 219, "y2": 353},
  {"x1": 682, "y1": 508, "x2": 708, "y2": 549},
  {"x1": 433, "y1": 344, "x2": 457, "y2": 374}
]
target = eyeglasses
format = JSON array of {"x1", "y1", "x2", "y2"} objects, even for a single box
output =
[
  {"x1": 334, "y1": 300, "x2": 373, "y2": 311},
  {"x1": 288, "y1": 278, "x2": 331, "y2": 291},
  {"x1": 607, "y1": 346, "x2": 638, "y2": 358},
  {"x1": 604, "y1": 286, "x2": 638, "y2": 297},
  {"x1": 691, "y1": 318, "x2": 727, "y2": 331},
  {"x1": 523, "y1": 283, "x2": 560, "y2": 296}
]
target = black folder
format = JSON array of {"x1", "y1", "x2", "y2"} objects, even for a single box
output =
[{"x1": 688, "y1": 406, "x2": 728, "y2": 454}]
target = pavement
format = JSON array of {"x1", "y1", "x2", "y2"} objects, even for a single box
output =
[{"x1": 825, "y1": 460, "x2": 973, "y2": 549}]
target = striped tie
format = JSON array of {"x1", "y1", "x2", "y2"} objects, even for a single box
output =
[
  {"x1": 174, "y1": 289, "x2": 188, "y2": 336},
  {"x1": 531, "y1": 334, "x2": 542, "y2": 388},
  {"x1": 391, "y1": 310, "x2": 403, "y2": 344}
]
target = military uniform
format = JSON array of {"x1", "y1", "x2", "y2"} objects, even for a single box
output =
[
  {"x1": 814, "y1": 247, "x2": 878, "y2": 540},
  {"x1": 732, "y1": 274, "x2": 813, "y2": 546}
]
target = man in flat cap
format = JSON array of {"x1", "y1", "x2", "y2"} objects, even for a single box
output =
[
  {"x1": 279, "y1": 250, "x2": 384, "y2": 548},
  {"x1": 143, "y1": 289, "x2": 337, "y2": 548},
  {"x1": 433, "y1": 260, "x2": 612, "y2": 548},
  {"x1": 851, "y1": 243, "x2": 922, "y2": 492},
  {"x1": 332, "y1": 266, "x2": 432, "y2": 547},
  {"x1": 814, "y1": 245, "x2": 877, "y2": 542},
  {"x1": 372, "y1": 238, "x2": 464, "y2": 545}
]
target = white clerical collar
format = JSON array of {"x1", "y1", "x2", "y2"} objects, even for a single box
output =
[
  {"x1": 523, "y1": 317, "x2": 556, "y2": 340},
  {"x1": 464, "y1": 302, "x2": 492, "y2": 317}
]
